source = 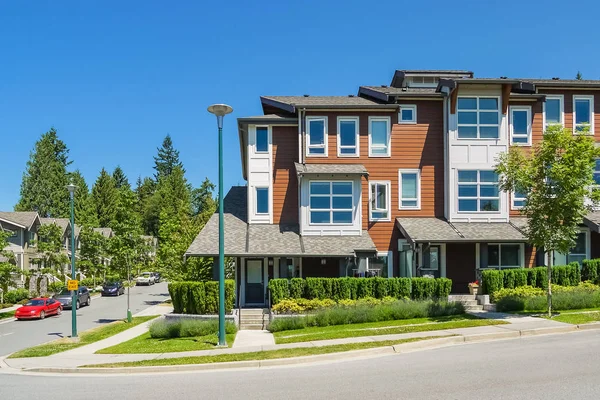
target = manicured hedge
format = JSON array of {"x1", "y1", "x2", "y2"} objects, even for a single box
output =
[
  {"x1": 268, "y1": 277, "x2": 451, "y2": 303},
  {"x1": 482, "y1": 263, "x2": 581, "y2": 299},
  {"x1": 582, "y1": 259, "x2": 600, "y2": 284},
  {"x1": 496, "y1": 284, "x2": 600, "y2": 312},
  {"x1": 168, "y1": 280, "x2": 235, "y2": 314}
]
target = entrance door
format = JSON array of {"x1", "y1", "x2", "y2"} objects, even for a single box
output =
[
  {"x1": 419, "y1": 245, "x2": 440, "y2": 278},
  {"x1": 245, "y1": 259, "x2": 264, "y2": 305}
]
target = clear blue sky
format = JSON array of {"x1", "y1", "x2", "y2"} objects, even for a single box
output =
[{"x1": 1, "y1": 0, "x2": 598, "y2": 211}]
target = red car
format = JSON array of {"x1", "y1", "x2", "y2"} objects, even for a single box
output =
[{"x1": 15, "y1": 298, "x2": 62, "y2": 320}]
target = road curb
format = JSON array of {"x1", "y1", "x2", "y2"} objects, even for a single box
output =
[{"x1": 519, "y1": 325, "x2": 578, "y2": 336}]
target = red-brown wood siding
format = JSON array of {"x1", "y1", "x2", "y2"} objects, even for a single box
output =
[
  {"x1": 272, "y1": 126, "x2": 299, "y2": 224},
  {"x1": 446, "y1": 243, "x2": 476, "y2": 293},
  {"x1": 537, "y1": 90, "x2": 599, "y2": 141},
  {"x1": 304, "y1": 102, "x2": 444, "y2": 254}
]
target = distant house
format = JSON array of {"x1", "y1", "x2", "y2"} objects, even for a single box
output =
[{"x1": 0, "y1": 211, "x2": 41, "y2": 275}]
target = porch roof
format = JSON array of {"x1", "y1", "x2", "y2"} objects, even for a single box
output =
[
  {"x1": 186, "y1": 186, "x2": 377, "y2": 258},
  {"x1": 294, "y1": 163, "x2": 369, "y2": 177},
  {"x1": 584, "y1": 212, "x2": 600, "y2": 233},
  {"x1": 396, "y1": 217, "x2": 527, "y2": 244}
]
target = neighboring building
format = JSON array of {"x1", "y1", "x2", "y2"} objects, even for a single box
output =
[
  {"x1": 39, "y1": 217, "x2": 72, "y2": 273},
  {"x1": 0, "y1": 211, "x2": 41, "y2": 275},
  {"x1": 141, "y1": 235, "x2": 158, "y2": 260},
  {"x1": 187, "y1": 70, "x2": 600, "y2": 303}
]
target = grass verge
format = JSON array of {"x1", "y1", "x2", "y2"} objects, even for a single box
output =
[
  {"x1": 8, "y1": 316, "x2": 157, "y2": 358},
  {"x1": 96, "y1": 332, "x2": 236, "y2": 354},
  {"x1": 545, "y1": 311, "x2": 600, "y2": 324},
  {"x1": 273, "y1": 314, "x2": 507, "y2": 344},
  {"x1": 0, "y1": 311, "x2": 15, "y2": 320},
  {"x1": 84, "y1": 336, "x2": 443, "y2": 368}
]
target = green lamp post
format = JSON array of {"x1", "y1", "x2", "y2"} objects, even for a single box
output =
[
  {"x1": 207, "y1": 103, "x2": 233, "y2": 347},
  {"x1": 67, "y1": 183, "x2": 78, "y2": 339}
]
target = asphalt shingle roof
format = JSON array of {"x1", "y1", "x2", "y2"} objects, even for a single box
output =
[
  {"x1": 262, "y1": 95, "x2": 383, "y2": 107},
  {"x1": 40, "y1": 218, "x2": 70, "y2": 234},
  {"x1": 361, "y1": 86, "x2": 439, "y2": 96},
  {"x1": 0, "y1": 211, "x2": 39, "y2": 229},
  {"x1": 93, "y1": 227, "x2": 114, "y2": 238},
  {"x1": 294, "y1": 163, "x2": 369, "y2": 176},
  {"x1": 584, "y1": 212, "x2": 600, "y2": 232}
]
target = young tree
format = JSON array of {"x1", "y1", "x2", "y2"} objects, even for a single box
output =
[
  {"x1": 108, "y1": 187, "x2": 144, "y2": 279},
  {"x1": 34, "y1": 223, "x2": 69, "y2": 275},
  {"x1": 91, "y1": 168, "x2": 118, "y2": 228},
  {"x1": 69, "y1": 170, "x2": 98, "y2": 226},
  {"x1": 16, "y1": 128, "x2": 71, "y2": 217},
  {"x1": 496, "y1": 125, "x2": 600, "y2": 316},
  {"x1": 78, "y1": 226, "x2": 107, "y2": 285},
  {"x1": 153, "y1": 134, "x2": 184, "y2": 182},
  {"x1": 112, "y1": 166, "x2": 130, "y2": 190}
]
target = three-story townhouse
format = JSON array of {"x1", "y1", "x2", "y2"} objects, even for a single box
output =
[
  {"x1": 187, "y1": 70, "x2": 600, "y2": 305},
  {"x1": 0, "y1": 211, "x2": 41, "y2": 278}
]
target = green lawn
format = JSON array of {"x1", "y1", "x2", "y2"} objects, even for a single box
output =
[
  {"x1": 273, "y1": 314, "x2": 507, "y2": 344},
  {"x1": 8, "y1": 316, "x2": 157, "y2": 358},
  {"x1": 0, "y1": 311, "x2": 15, "y2": 320},
  {"x1": 545, "y1": 311, "x2": 600, "y2": 324},
  {"x1": 96, "y1": 332, "x2": 236, "y2": 354},
  {"x1": 84, "y1": 336, "x2": 442, "y2": 368}
]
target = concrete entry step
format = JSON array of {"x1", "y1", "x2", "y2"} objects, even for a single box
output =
[
  {"x1": 464, "y1": 305, "x2": 484, "y2": 311},
  {"x1": 448, "y1": 295, "x2": 477, "y2": 301}
]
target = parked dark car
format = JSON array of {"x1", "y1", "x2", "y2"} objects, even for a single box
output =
[
  {"x1": 152, "y1": 272, "x2": 161, "y2": 283},
  {"x1": 101, "y1": 281, "x2": 125, "y2": 296},
  {"x1": 53, "y1": 286, "x2": 91, "y2": 309}
]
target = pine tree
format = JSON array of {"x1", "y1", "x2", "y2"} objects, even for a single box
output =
[
  {"x1": 91, "y1": 168, "x2": 118, "y2": 228},
  {"x1": 576, "y1": 71, "x2": 583, "y2": 80},
  {"x1": 112, "y1": 166, "x2": 130, "y2": 189},
  {"x1": 135, "y1": 176, "x2": 157, "y2": 235},
  {"x1": 16, "y1": 128, "x2": 71, "y2": 217},
  {"x1": 69, "y1": 170, "x2": 98, "y2": 227},
  {"x1": 153, "y1": 134, "x2": 184, "y2": 181}
]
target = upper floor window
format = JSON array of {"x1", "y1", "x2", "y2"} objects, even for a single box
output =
[
  {"x1": 512, "y1": 190, "x2": 526, "y2": 210},
  {"x1": 543, "y1": 95, "x2": 564, "y2": 130},
  {"x1": 369, "y1": 181, "x2": 390, "y2": 221},
  {"x1": 573, "y1": 95, "x2": 594, "y2": 134},
  {"x1": 398, "y1": 169, "x2": 421, "y2": 209},
  {"x1": 255, "y1": 127, "x2": 268, "y2": 153},
  {"x1": 28, "y1": 231, "x2": 35, "y2": 245},
  {"x1": 457, "y1": 97, "x2": 500, "y2": 139},
  {"x1": 457, "y1": 170, "x2": 499, "y2": 212},
  {"x1": 255, "y1": 187, "x2": 269, "y2": 215},
  {"x1": 337, "y1": 117, "x2": 359, "y2": 157},
  {"x1": 510, "y1": 106, "x2": 531, "y2": 145},
  {"x1": 399, "y1": 105, "x2": 417, "y2": 124},
  {"x1": 307, "y1": 117, "x2": 327, "y2": 156},
  {"x1": 369, "y1": 117, "x2": 391, "y2": 157},
  {"x1": 309, "y1": 181, "x2": 353, "y2": 224},
  {"x1": 409, "y1": 76, "x2": 439, "y2": 87}
]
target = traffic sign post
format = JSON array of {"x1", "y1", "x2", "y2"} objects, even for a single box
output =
[{"x1": 67, "y1": 280, "x2": 79, "y2": 291}]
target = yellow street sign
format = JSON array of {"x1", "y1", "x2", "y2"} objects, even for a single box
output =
[{"x1": 67, "y1": 280, "x2": 79, "y2": 291}]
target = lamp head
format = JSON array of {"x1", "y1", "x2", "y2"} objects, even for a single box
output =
[
  {"x1": 67, "y1": 183, "x2": 77, "y2": 194},
  {"x1": 207, "y1": 104, "x2": 233, "y2": 117}
]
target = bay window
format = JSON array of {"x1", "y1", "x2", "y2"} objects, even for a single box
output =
[
  {"x1": 398, "y1": 170, "x2": 420, "y2": 209},
  {"x1": 457, "y1": 97, "x2": 500, "y2": 139},
  {"x1": 369, "y1": 181, "x2": 390, "y2": 221},
  {"x1": 543, "y1": 95, "x2": 564, "y2": 129},
  {"x1": 369, "y1": 117, "x2": 391, "y2": 156},
  {"x1": 309, "y1": 181, "x2": 353, "y2": 224},
  {"x1": 457, "y1": 170, "x2": 499, "y2": 212},
  {"x1": 307, "y1": 117, "x2": 327, "y2": 156},
  {"x1": 337, "y1": 117, "x2": 359, "y2": 156},
  {"x1": 573, "y1": 95, "x2": 594, "y2": 134}
]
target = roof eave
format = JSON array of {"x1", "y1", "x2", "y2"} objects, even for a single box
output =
[
  {"x1": 260, "y1": 97, "x2": 296, "y2": 114},
  {"x1": 358, "y1": 87, "x2": 392, "y2": 103}
]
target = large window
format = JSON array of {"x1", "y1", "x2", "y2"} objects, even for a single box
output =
[
  {"x1": 510, "y1": 106, "x2": 531, "y2": 145},
  {"x1": 307, "y1": 117, "x2": 327, "y2": 156},
  {"x1": 369, "y1": 181, "x2": 390, "y2": 221},
  {"x1": 255, "y1": 127, "x2": 268, "y2": 153},
  {"x1": 399, "y1": 105, "x2": 417, "y2": 124},
  {"x1": 337, "y1": 117, "x2": 359, "y2": 156},
  {"x1": 567, "y1": 232, "x2": 587, "y2": 265},
  {"x1": 457, "y1": 97, "x2": 500, "y2": 139},
  {"x1": 368, "y1": 117, "x2": 391, "y2": 157},
  {"x1": 573, "y1": 95, "x2": 594, "y2": 134},
  {"x1": 309, "y1": 181, "x2": 353, "y2": 224},
  {"x1": 398, "y1": 169, "x2": 420, "y2": 209},
  {"x1": 488, "y1": 244, "x2": 522, "y2": 268},
  {"x1": 544, "y1": 95, "x2": 564, "y2": 129},
  {"x1": 457, "y1": 170, "x2": 499, "y2": 212},
  {"x1": 512, "y1": 190, "x2": 526, "y2": 210},
  {"x1": 255, "y1": 187, "x2": 269, "y2": 214}
]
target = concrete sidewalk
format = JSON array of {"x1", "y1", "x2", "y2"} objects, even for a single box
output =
[{"x1": 4, "y1": 310, "x2": 589, "y2": 371}]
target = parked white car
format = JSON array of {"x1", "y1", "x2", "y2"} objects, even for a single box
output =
[{"x1": 136, "y1": 272, "x2": 155, "y2": 286}]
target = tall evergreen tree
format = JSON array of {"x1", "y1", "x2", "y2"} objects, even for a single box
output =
[
  {"x1": 16, "y1": 128, "x2": 71, "y2": 217},
  {"x1": 91, "y1": 168, "x2": 118, "y2": 228},
  {"x1": 153, "y1": 134, "x2": 184, "y2": 181},
  {"x1": 69, "y1": 170, "x2": 98, "y2": 226},
  {"x1": 576, "y1": 71, "x2": 583, "y2": 80},
  {"x1": 135, "y1": 176, "x2": 157, "y2": 235},
  {"x1": 112, "y1": 166, "x2": 130, "y2": 189}
]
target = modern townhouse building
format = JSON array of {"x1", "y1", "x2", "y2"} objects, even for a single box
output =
[
  {"x1": 0, "y1": 211, "x2": 41, "y2": 275},
  {"x1": 187, "y1": 69, "x2": 600, "y2": 306}
]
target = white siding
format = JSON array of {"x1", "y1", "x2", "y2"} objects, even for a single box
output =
[{"x1": 247, "y1": 125, "x2": 273, "y2": 224}]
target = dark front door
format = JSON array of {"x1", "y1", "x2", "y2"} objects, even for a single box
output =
[
  {"x1": 245, "y1": 259, "x2": 264, "y2": 305},
  {"x1": 419, "y1": 245, "x2": 441, "y2": 278}
]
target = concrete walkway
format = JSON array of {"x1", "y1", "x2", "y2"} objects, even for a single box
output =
[{"x1": 3, "y1": 310, "x2": 587, "y2": 371}]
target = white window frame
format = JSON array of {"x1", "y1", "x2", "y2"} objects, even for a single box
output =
[
  {"x1": 255, "y1": 126, "x2": 269, "y2": 153},
  {"x1": 486, "y1": 243, "x2": 525, "y2": 269},
  {"x1": 398, "y1": 169, "x2": 421, "y2": 210},
  {"x1": 457, "y1": 96, "x2": 501, "y2": 140},
  {"x1": 509, "y1": 105, "x2": 532, "y2": 146},
  {"x1": 308, "y1": 180, "x2": 354, "y2": 225},
  {"x1": 543, "y1": 95, "x2": 564, "y2": 130},
  {"x1": 306, "y1": 116, "x2": 328, "y2": 157},
  {"x1": 337, "y1": 116, "x2": 359, "y2": 157},
  {"x1": 255, "y1": 187, "x2": 269, "y2": 215},
  {"x1": 511, "y1": 191, "x2": 527, "y2": 210},
  {"x1": 573, "y1": 95, "x2": 595, "y2": 135},
  {"x1": 368, "y1": 116, "x2": 391, "y2": 157},
  {"x1": 457, "y1": 170, "x2": 500, "y2": 213},
  {"x1": 369, "y1": 181, "x2": 391, "y2": 221},
  {"x1": 409, "y1": 76, "x2": 439, "y2": 88},
  {"x1": 398, "y1": 105, "x2": 417, "y2": 124}
]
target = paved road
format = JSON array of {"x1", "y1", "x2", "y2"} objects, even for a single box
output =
[
  {"x1": 2, "y1": 330, "x2": 600, "y2": 400},
  {"x1": 0, "y1": 282, "x2": 169, "y2": 356}
]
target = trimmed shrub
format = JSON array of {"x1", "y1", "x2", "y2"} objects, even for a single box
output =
[
  {"x1": 435, "y1": 278, "x2": 452, "y2": 299},
  {"x1": 204, "y1": 281, "x2": 219, "y2": 314},
  {"x1": 168, "y1": 280, "x2": 235, "y2": 315},
  {"x1": 526, "y1": 269, "x2": 537, "y2": 287},
  {"x1": 496, "y1": 284, "x2": 600, "y2": 312},
  {"x1": 357, "y1": 278, "x2": 375, "y2": 299},
  {"x1": 48, "y1": 281, "x2": 65, "y2": 294},
  {"x1": 481, "y1": 270, "x2": 504, "y2": 296},
  {"x1": 4, "y1": 288, "x2": 30, "y2": 304},
  {"x1": 411, "y1": 278, "x2": 436, "y2": 300},
  {"x1": 267, "y1": 279, "x2": 290, "y2": 305},
  {"x1": 289, "y1": 278, "x2": 305, "y2": 299},
  {"x1": 150, "y1": 319, "x2": 237, "y2": 339},
  {"x1": 535, "y1": 268, "x2": 548, "y2": 290},
  {"x1": 514, "y1": 269, "x2": 527, "y2": 288},
  {"x1": 582, "y1": 259, "x2": 600, "y2": 283},
  {"x1": 373, "y1": 277, "x2": 389, "y2": 299},
  {"x1": 503, "y1": 269, "x2": 516, "y2": 289},
  {"x1": 494, "y1": 286, "x2": 545, "y2": 302}
]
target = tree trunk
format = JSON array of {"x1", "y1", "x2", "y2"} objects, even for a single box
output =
[{"x1": 547, "y1": 251, "x2": 553, "y2": 318}]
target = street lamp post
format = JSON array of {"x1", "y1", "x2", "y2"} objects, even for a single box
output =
[
  {"x1": 67, "y1": 183, "x2": 78, "y2": 339},
  {"x1": 207, "y1": 103, "x2": 233, "y2": 347}
]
